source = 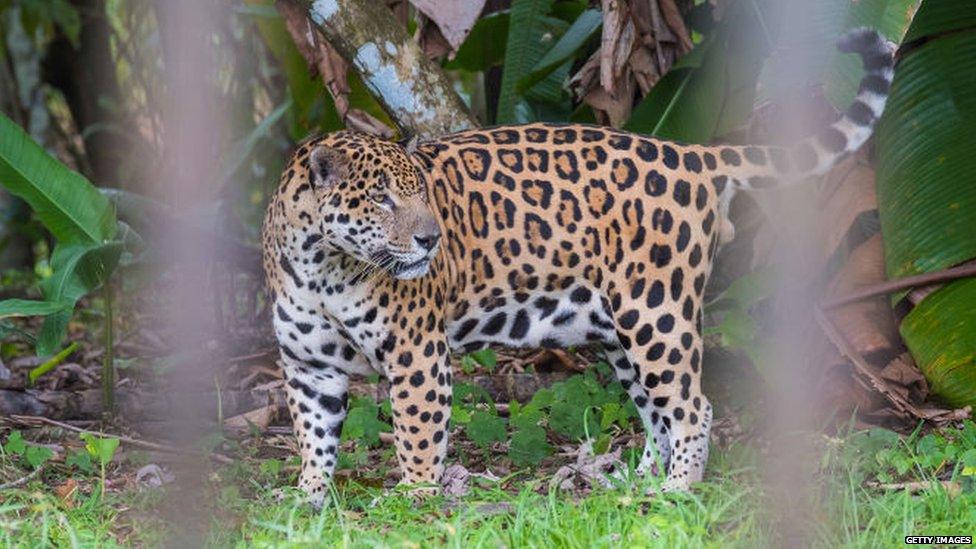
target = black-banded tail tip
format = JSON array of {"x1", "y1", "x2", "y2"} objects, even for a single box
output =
[{"x1": 837, "y1": 27, "x2": 885, "y2": 54}]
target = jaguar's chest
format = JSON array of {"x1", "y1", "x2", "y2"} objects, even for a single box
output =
[{"x1": 272, "y1": 286, "x2": 383, "y2": 377}]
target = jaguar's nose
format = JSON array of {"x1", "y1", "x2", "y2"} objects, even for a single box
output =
[{"x1": 413, "y1": 232, "x2": 441, "y2": 252}]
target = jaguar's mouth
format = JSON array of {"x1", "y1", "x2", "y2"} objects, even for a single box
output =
[
  {"x1": 367, "y1": 249, "x2": 434, "y2": 281},
  {"x1": 390, "y1": 257, "x2": 431, "y2": 280}
]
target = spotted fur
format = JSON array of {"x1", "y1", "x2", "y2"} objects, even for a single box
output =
[{"x1": 262, "y1": 28, "x2": 894, "y2": 506}]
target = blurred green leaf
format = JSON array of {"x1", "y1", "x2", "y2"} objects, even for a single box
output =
[
  {"x1": 3, "y1": 431, "x2": 26, "y2": 455},
  {"x1": 707, "y1": 267, "x2": 776, "y2": 312},
  {"x1": 508, "y1": 424, "x2": 551, "y2": 466},
  {"x1": 341, "y1": 396, "x2": 390, "y2": 447},
  {"x1": 66, "y1": 450, "x2": 94, "y2": 474},
  {"x1": 446, "y1": 12, "x2": 509, "y2": 72},
  {"x1": 80, "y1": 433, "x2": 120, "y2": 467},
  {"x1": 0, "y1": 299, "x2": 69, "y2": 319},
  {"x1": 517, "y1": 9, "x2": 601, "y2": 94},
  {"x1": 0, "y1": 113, "x2": 116, "y2": 244},
  {"x1": 49, "y1": 0, "x2": 81, "y2": 46},
  {"x1": 496, "y1": 0, "x2": 553, "y2": 123},
  {"x1": 24, "y1": 445, "x2": 53, "y2": 468},
  {"x1": 903, "y1": 0, "x2": 975, "y2": 42},
  {"x1": 469, "y1": 348, "x2": 497, "y2": 370}
]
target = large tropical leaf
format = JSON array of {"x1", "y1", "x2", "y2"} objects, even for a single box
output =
[
  {"x1": 516, "y1": 8, "x2": 601, "y2": 94},
  {"x1": 876, "y1": 2, "x2": 976, "y2": 408},
  {"x1": 495, "y1": 0, "x2": 553, "y2": 124},
  {"x1": 900, "y1": 279, "x2": 976, "y2": 408},
  {"x1": 445, "y1": 11, "x2": 509, "y2": 72},
  {"x1": 877, "y1": 33, "x2": 976, "y2": 280},
  {"x1": 35, "y1": 241, "x2": 123, "y2": 356},
  {"x1": 0, "y1": 113, "x2": 116, "y2": 244},
  {"x1": 0, "y1": 300, "x2": 70, "y2": 319},
  {"x1": 625, "y1": 0, "x2": 771, "y2": 142}
]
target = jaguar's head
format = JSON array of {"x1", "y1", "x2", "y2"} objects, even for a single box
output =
[{"x1": 304, "y1": 132, "x2": 440, "y2": 280}]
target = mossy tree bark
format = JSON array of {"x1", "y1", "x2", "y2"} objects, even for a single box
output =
[{"x1": 295, "y1": 0, "x2": 477, "y2": 138}]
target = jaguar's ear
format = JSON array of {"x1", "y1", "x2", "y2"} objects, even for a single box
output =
[
  {"x1": 398, "y1": 132, "x2": 420, "y2": 155},
  {"x1": 309, "y1": 146, "x2": 344, "y2": 190}
]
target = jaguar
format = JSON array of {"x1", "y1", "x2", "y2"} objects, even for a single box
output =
[{"x1": 262, "y1": 28, "x2": 895, "y2": 506}]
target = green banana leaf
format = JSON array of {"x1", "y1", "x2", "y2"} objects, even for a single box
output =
[
  {"x1": 0, "y1": 113, "x2": 125, "y2": 355},
  {"x1": 625, "y1": 0, "x2": 772, "y2": 142},
  {"x1": 445, "y1": 12, "x2": 509, "y2": 72},
  {"x1": 516, "y1": 8, "x2": 601, "y2": 94},
  {"x1": 0, "y1": 113, "x2": 116, "y2": 244},
  {"x1": 900, "y1": 279, "x2": 976, "y2": 408},
  {"x1": 36, "y1": 237, "x2": 123, "y2": 356},
  {"x1": 0, "y1": 300, "x2": 70, "y2": 319},
  {"x1": 495, "y1": 0, "x2": 553, "y2": 124},
  {"x1": 876, "y1": 2, "x2": 976, "y2": 409}
]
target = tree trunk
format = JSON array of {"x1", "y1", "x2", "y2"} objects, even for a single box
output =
[
  {"x1": 296, "y1": 0, "x2": 477, "y2": 138},
  {"x1": 45, "y1": 0, "x2": 134, "y2": 187}
]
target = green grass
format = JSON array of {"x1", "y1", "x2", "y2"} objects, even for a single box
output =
[
  {"x1": 1, "y1": 422, "x2": 974, "y2": 548},
  {"x1": 213, "y1": 445, "x2": 768, "y2": 548}
]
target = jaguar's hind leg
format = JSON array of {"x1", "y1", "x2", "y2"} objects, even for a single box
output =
[{"x1": 611, "y1": 294, "x2": 712, "y2": 491}]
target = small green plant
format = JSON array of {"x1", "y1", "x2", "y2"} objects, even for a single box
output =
[
  {"x1": 341, "y1": 395, "x2": 391, "y2": 447},
  {"x1": 2, "y1": 430, "x2": 54, "y2": 470},
  {"x1": 460, "y1": 348, "x2": 497, "y2": 374},
  {"x1": 79, "y1": 433, "x2": 120, "y2": 498},
  {"x1": 451, "y1": 355, "x2": 638, "y2": 467},
  {"x1": 65, "y1": 449, "x2": 95, "y2": 474}
]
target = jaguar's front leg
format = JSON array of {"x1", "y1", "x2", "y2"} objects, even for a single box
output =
[
  {"x1": 279, "y1": 354, "x2": 349, "y2": 508},
  {"x1": 387, "y1": 336, "x2": 452, "y2": 494}
]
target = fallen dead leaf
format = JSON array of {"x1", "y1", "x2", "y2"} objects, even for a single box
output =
[
  {"x1": 824, "y1": 234, "x2": 900, "y2": 358},
  {"x1": 550, "y1": 441, "x2": 623, "y2": 493},
  {"x1": 223, "y1": 404, "x2": 275, "y2": 436},
  {"x1": 409, "y1": 0, "x2": 486, "y2": 51},
  {"x1": 135, "y1": 464, "x2": 175, "y2": 488},
  {"x1": 55, "y1": 478, "x2": 78, "y2": 508}
]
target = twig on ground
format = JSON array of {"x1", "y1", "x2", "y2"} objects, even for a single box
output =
[
  {"x1": 7, "y1": 415, "x2": 234, "y2": 464},
  {"x1": 819, "y1": 262, "x2": 976, "y2": 310},
  {"x1": 0, "y1": 465, "x2": 44, "y2": 490}
]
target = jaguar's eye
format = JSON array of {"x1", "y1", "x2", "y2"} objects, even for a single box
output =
[{"x1": 372, "y1": 193, "x2": 395, "y2": 210}]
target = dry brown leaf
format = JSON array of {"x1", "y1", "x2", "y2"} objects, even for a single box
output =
[
  {"x1": 817, "y1": 152, "x2": 878, "y2": 263},
  {"x1": 824, "y1": 234, "x2": 899, "y2": 358},
  {"x1": 599, "y1": 0, "x2": 636, "y2": 94},
  {"x1": 55, "y1": 478, "x2": 78, "y2": 508},
  {"x1": 570, "y1": 1, "x2": 690, "y2": 127},
  {"x1": 415, "y1": 17, "x2": 453, "y2": 59},
  {"x1": 817, "y1": 310, "x2": 968, "y2": 429},
  {"x1": 550, "y1": 441, "x2": 623, "y2": 493},
  {"x1": 409, "y1": 0, "x2": 486, "y2": 51},
  {"x1": 223, "y1": 404, "x2": 275, "y2": 435},
  {"x1": 657, "y1": 0, "x2": 693, "y2": 52}
]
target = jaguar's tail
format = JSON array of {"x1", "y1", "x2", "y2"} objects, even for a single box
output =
[{"x1": 714, "y1": 27, "x2": 896, "y2": 190}]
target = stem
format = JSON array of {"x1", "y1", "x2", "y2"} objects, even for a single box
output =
[
  {"x1": 27, "y1": 341, "x2": 79, "y2": 385},
  {"x1": 102, "y1": 281, "x2": 115, "y2": 417}
]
